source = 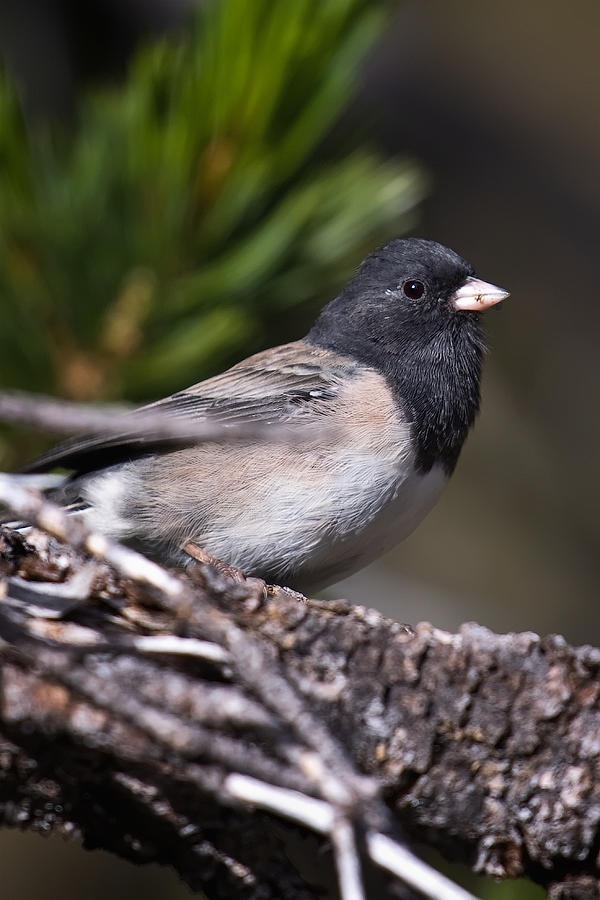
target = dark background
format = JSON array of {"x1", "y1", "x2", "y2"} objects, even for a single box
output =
[{"x1": 1, "y1": 2, "x2": 598, "y2": 898}]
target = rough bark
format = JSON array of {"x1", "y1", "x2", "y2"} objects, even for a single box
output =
[{"x1": 0, "y1": 523, "x2": 598, "y2": 899}]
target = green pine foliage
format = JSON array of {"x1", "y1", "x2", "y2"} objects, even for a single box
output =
[{"x1": 0, "y1": 0, "x2": 424, "y2": 465}]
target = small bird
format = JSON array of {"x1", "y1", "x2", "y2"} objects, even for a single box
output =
[{"x1": 24, "y1": 239, "x2": 509, "y2": 592}]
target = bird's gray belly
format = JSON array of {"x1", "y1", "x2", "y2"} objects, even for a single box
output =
[
  {"x1": 286, "y1": 463, "x2": 447, "y2": 591},
  {"x1": 79, "y1": 442, "x2": 447, "y2": 592}
]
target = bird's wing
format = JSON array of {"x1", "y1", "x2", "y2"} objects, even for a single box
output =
[{"x1": 22, "y1": 342, "x2": 353, "y2": 476}]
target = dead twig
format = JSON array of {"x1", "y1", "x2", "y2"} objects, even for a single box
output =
[{"x1": 0, "y1": 389, "x2": 336, "y2": 447}]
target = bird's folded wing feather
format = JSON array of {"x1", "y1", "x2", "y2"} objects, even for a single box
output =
[{"x1": 22, "y1": 342, "x2": 352, "y2": 476}]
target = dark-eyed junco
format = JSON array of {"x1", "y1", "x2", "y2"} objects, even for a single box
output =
[{"x1": 24, "y1": 238, "x2": 509, "y2": 591}]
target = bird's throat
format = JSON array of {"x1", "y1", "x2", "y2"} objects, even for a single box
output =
[{"x1": 392, "y1": 319, "x2": 485, "y2": 475}]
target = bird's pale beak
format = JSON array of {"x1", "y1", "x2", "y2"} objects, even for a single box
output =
[{"x1": 451, "y1": 276, "x2": 510, "y2": 311}]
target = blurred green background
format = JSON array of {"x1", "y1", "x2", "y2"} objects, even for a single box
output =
[{"x1": 1, "y1": 0, "x2": 598, "y2": 897}]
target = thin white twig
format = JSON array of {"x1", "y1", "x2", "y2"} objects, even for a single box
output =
[
  {"x1": 224, "y1": 774, "x2": 479, "y2": 900},
  {"x1": 5, "y1": 473, "x2": 66, "y2": 489},
  {"x1": 225, "y1": 773, "x2": 334, "y2": 833},
  {"x1": 6, "y1": 564, "x2": 97, "y2": 599},
  {"x1": 132, "y1": 635, "x2": 231, "y2": 663},
  {"x1": 331, "y1": 817, "x2": 366, "y2": 900},
  {"x1": 367, "y1": 831, "x2": 479, "y2": 900}
]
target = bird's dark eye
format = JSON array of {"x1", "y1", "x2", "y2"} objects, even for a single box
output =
[{"x1": 403, "y1": 280, "x2": 425, "y2": 299}]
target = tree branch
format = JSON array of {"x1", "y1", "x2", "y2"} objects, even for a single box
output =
[{"x1": 0, "y1": 485, "x2": 597, "y2": 898}]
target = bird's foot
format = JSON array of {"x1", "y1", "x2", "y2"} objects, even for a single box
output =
[
  {"x1": 266, "y1": 584, "x2": 307, "y2": 603},
  {"x1": 182, "y1": 541, "x2": 248, "y2": 583}
]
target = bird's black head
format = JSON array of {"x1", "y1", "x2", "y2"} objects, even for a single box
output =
[
  {"x1": 307, "y1": 238, "x2": 509, "y2": 474},
  {"x1": 308, "y1": 238, "x2": 488, "y2": 353}
]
